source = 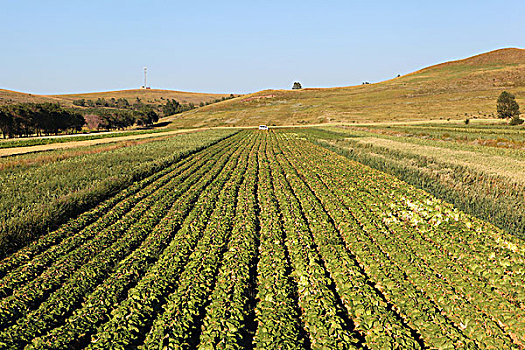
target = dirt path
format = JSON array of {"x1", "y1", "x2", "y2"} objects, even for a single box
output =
[{"x1": 0, "y1": 128, "x2": 208, "y2": 157}]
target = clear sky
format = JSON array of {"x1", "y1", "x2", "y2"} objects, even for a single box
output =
[{"x1": 1, "y1": 0, "x2": 523, "y2": 94}]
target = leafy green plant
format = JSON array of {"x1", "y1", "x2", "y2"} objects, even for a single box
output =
[{"x1": 0, "y1": 129, "x2": 523, "y2": 349}]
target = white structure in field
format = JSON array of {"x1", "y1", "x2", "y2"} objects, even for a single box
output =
[
  {"x1": 141, "y1": 67, "x2": 150, "y2": 89},
  {"x1": 259, "y1": 125, "x2": 268, "y2": 130}
]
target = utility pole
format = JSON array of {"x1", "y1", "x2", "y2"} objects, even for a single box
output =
[{"x1": 144, "y1": 67, "x2": 147, "y2": 88}]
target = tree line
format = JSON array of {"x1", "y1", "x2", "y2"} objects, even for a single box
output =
[
  {"x1": 198, "y1": 94, "x2": 238, "y2": 107},
  {"x1": 0, "y1": 94, "x2": 238, "y2": 138},
  {"x1": 0, "y1": 103, "x2": 85, "y2": 138},
  {"x1": 0, "y1": 103, "x2": 162, "y2": 138},
  {"x1": 73, "y1": 97, "x2": 137, "y2": 109},
  {"x1": 73, "y1": 94, "x2": 239, "y2": 118},
  {"x1": 86, "y1": 107, "x2": 159, "y2": 130},
  {"x1": 74, "y1": 97, "x2": 196, "y2": 118}
]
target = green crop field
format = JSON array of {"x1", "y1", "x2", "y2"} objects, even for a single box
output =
[
  {"x1": 0, "y1": 129, "x2": 523, "y2": 349},
  {"x1": 0, "y1": 129, "x2": 238, "y2": 258}
]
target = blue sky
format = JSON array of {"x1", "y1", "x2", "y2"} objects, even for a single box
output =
[{"x1": 1, "y1": 0, "x2": 523, "y2": 94}]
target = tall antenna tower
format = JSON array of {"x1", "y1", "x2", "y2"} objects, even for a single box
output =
[{"x1": 141, "y1": 67, "x2": 150, "y2": 89}]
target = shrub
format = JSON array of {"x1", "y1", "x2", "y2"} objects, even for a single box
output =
[
  {"x1": 509, "y1": 115, "x2": 524, "y2": 125},
  {"x1": 72, "y1": 99, "x2": 86, "y2": 107}
]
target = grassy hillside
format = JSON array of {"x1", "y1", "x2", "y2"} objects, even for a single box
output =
[
  {"x1": 0, "y1": 89, "x2": 60, "y2": 105},
  {"x1": 0, "y1": 88, "x2": 233, "y2": 107},
  {"x1": 51, "y1": 89, "x2": 233, "y2": 107},
  {"x1": 169, "y1": 48, "x2": 525, "y2": 128}
]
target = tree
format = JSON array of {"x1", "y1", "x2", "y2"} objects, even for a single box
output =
[
  {"x1": 292, "y1": 82, "x2": 302, "y2": 90},
  {"x1": 72, "y1": 99, "x2": 86, "y2": 107},
  {"x1": 116, "y1": 98, "x2": 130, "y2": 109},
  {"x1": 84, "y1": 113, "x2": 103, "y2": 129},
  {"x1": 95, "y1": 98, "x2": 108, "y2": 107},
  {"x1": 497, "y1": 91, "x2": 520, "y2": 119},
  {"x1": 0, "y1": 108, "x2": 13, "y2": 138},
  {"x1": 162, "y1": 99, "x2": 181, "y2": 116}
]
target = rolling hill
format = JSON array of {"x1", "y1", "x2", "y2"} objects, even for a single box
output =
[
  {"x1": 0, "y1": 88, "x2": 233, "y2": 108},
  {"x1": 0, "y1": 89, "x2": 61, "y2": 105},
  {"x1": 168, "y1": 48, "x2": 525, "y2": 128},
  {"x1": 51, "y1": 89, "x2": 233, "y2": 107}
]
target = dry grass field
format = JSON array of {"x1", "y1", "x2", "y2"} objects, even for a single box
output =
[
  {"x1": 169, "y1": 48, "x2": 525, "y2": 128},
  {"x1": 0, "y1": 88, "x2": 232, "y2": 108},
  {"x1": 51, "y1": 89, "x2": 233, "y2": 107},
  {"x1": 0, "y1": 89, "x2": 60, "y2": 105}
]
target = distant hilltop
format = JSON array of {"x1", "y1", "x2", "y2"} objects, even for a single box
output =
[
  {"x1": 0, "y1": 88, "x2": 236, "y2": 107},
  {"x1": 168, "y1": 47, "x2": 525, "y2": 128}
]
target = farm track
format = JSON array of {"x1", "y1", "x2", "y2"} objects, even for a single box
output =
[
  {"x1": 0, "y1": 130, "x2": 523, "y2": 349},
  {"x1": 0, "y1": 129, "x2": 204, "y2": 158}
]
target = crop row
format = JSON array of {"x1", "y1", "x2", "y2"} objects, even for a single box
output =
[
  {"x1": 1, "y1": 129, "x2": 523, "y2": 348},
  {"x1": 267, "y1": 136, "x2": 361, "y2": 349},
  {"x1": 0, "y1": 134, "x2": 237, "y2": 298},
  {"x1": 0, "y1": 132, "x2": 251, "y2": 348},
  {"x1": 83, "y1": 133, "x2": 255, "y2": 349},
  {"x1": 252, "y1": 140, "x2": 305, "y2": 349},
  {"x1": 298, "y1": 141, "x2": 525, "y2": 346},
  {"x1": 380, "y1": 181, "x2": 525, "y2": 302},
  {"x1": 196, "y1": 134, "x2": 261, "y2": 349},
  {"x1": 0, "y1": 135, "x2": 237, "y2": 330},
  {"x1": 26, "y1": 136, "x2": 247, "y2": 350},
  {"x1": 270, "y1": 135, "x2": 423, "y2": 349},
  {"x1": 304, "y1": 126, "x2": 525, "y2": 240},
  {"x1": 278, "y1": 132, "x2": 522, "y2": 348},
  {"x1": 139, "y1": 135, "x2": 258, "y2": 348},
  {"x1": 0, "y1": 128, "x2": 238, "y2": 258},
  {"x1": 277, "y1": 135, "x2": 472, "y2": 348}
]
